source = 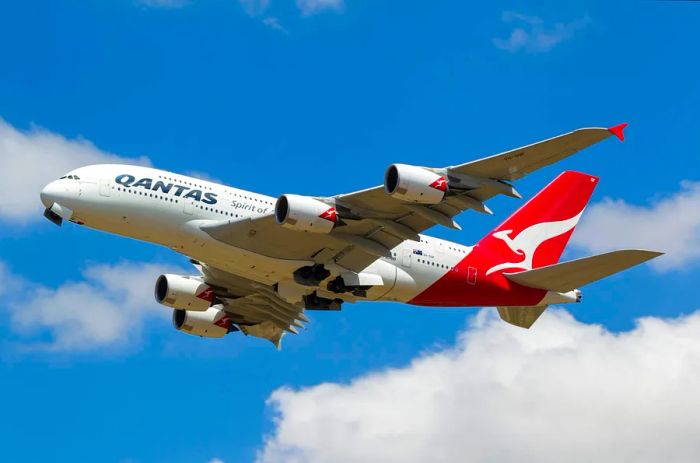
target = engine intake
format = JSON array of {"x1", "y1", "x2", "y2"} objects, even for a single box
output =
[
  {"x1": 384, "y1": 164, "x2": 447, "y2": 204},
  {"x1": 155, "y1": 274, "x2": 214, "y2": 312},
  {"x1": 275, "y1": 194, "x2": 337, "y2": 234},
  {"x1": 173, "y1": 306, "x2": 235, "y2": 338}
]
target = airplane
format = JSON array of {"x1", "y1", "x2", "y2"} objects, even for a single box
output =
[{"x1": 39, "y1": 123, "x2": 662, "y2": 347}]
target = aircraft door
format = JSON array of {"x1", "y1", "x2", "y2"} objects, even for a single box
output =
[
  {"x1": 183, "y1": 198, "x2": 194, "y2": 215},
  {"x1": 467, "y1": 266, "x2": 477, "y2": 285},
  {"x1": 99, "y1": 179, "x2": 111, "y2": 197},
  {"x1": 401, "y1": 248, "x2": 412, "y2": 267}
]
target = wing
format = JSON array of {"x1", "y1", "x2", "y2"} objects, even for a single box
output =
[
  {"x1": 195, "y1": 261, "x2": 309, "y2": 348},
  {"x1": 221, "y1": 291, "x2": 307, "y2": 349},
  {"x1": 202, "y1": 125, "x2": 624, "y2": 272},
  {"x1": 336, "y1": 126, "x2": 623, "y2": 216},
  {"x1": 449, "y1": 125, "x2": 625, "y2": 181}
]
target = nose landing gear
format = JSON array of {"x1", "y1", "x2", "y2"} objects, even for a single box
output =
[{"x1": 43, "y1": 208, "x2": 63, "y2": 226}]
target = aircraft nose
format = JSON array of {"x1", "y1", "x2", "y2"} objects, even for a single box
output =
[
  {"x1": 40, "y1": 181, "x2": 61, "y2": 208},
  {"x1": 40, "y1": 179, "x2": 78, "y2": 208}
]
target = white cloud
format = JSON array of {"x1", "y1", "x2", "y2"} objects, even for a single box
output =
[
  {"x1": 238, "y1": 2, "x2": 290, "y2": 33},
  {"x1": 493, "y1": 11, "x2": 589, "y2": 54},
  {"x1": 185, "y1": 170, "x2": 223, "y2": 184},
  {"x1": 263, "y1": 17, "x2": 290, "y2": 34},
  {"x1": 572, "y1": 181, "x2": 700, "y2": 271},
  {"x1": 296, "y1": 0, "x2": 344, "y2": 17},
  {"x1": 239, "y1": 0, "x2": 271, "y2": 17},
  {"x1": 0, "y1": 119, "x2": 149, "y2": 223},
  {"x1": 207, "y1": 459, "x2": 225, "y2": 463},
  {"x1": 137, "y1": 0, "x2": 190, "y2": 8},
  {"x1": 3, "y1": 261, "x2": 182, "y2": 351},
  {"x1": 239, "y1": 0, "x2": 341, "y2": 22},
  {"x1": 258, "y1": 308, "x2": 700, "y2": 463},
  {"x1": 0, "y1": 261, "x2": 22, "y2": 297}
]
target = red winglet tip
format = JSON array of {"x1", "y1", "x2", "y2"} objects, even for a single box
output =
[{"x1": 608, "y1": 122, "x2": 627, "y2": 141}]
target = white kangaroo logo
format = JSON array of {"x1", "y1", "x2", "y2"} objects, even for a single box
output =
[{"x1": 485, "y1": 211, "x2": 584, "y2": 276}]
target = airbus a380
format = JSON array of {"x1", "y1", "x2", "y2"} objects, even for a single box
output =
[{"x1": 40, "y1": 123, "x2": 661, "y2": 347}]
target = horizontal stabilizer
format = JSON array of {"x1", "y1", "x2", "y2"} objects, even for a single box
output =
[
  {"x1": 505, "y1": 250, "x2": 663, "y2": 292},
  {"x1": 497, "y1": 305, "x2": 548, "y2": 329}
]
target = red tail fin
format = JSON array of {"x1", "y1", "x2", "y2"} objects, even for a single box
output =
[{"x1": 478, "y1": 171, "x2": 598, "y2": 275}]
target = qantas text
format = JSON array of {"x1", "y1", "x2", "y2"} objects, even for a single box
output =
[{"x1": 115, "y1": 175, "x2": 218, "y2": 205}]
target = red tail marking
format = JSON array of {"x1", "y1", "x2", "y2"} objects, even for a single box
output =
[
  {"x1": 430, "y1": 177, "x2": 447, "y2": 192},
  {"x1": 196, "y1": 288, "x2": 214, "y2": 302},
  {"x1": 481, "y1": 171, "x2": 598, "y2": 270},
  {"x1": 608, "y1": 122, "x2": 627, "y2": 141},
  {"x1": 410, "y1": 171, "x2": 599, "y2": 308},
  {"x1": 214, "y1": 315, "x2": 231, "y2": 329},
  {"x1": 319, "y1": 207, "x2": 337, "y2": 222}
]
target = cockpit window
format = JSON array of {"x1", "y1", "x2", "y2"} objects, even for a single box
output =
[{"x1": 60, "y1": 175, "x2": 80, "y2": 180}]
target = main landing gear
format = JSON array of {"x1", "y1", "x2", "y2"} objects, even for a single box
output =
[
  {"x1": 326, "y1": 276, "x2": 371, "y2": 298},
  {"x1": 292, "y1": 263, "x2": 373, "y2": 308},
  {"x1": 303, "y1": 292, "x2": 342, "y2": 311},
  {"x1": 293, "y1": 264, "x2": 331, "y2": 286}
]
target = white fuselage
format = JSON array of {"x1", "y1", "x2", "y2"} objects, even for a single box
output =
[{"x1": 40, "y1": 164, "x2": 473, "y2": 304}]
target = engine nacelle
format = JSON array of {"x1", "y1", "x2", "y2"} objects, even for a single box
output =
[
  {"x1": 155, "y1": 274, "x2": 214, "y2": 312},
  {"x1": 172, "y1": 306, "x2": 233, "y2": 338},
  {"x1": 275, "y1": 194, "x2": 337, "y2": 234},
  {"x1": 384, "y1": 164, "x2": 447, "y2": 204}
]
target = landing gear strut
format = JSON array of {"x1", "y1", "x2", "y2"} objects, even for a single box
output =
[
  {"x1": 304, "y1": 292, "x2": 342, "y2": 311},
  {"x1": 327, "y1": 276, "x2": 372, "y2": 298}
]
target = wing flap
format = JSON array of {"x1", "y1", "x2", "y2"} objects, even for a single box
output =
[
  {"x1": 504, "y1": 250, "x2": 663, "y2": 292},
  {"x1": 193, "y1": 262, "x2": 309, "y2": 348}
]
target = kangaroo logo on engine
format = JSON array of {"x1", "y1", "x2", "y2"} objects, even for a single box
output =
[{"x1": 115, "y1": 174, "x2": 218, "y2": 205}]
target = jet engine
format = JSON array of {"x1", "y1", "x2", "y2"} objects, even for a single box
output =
[
  {"x1": 275, "y1": 194, "x2": 337, "y2": 233},
  {"x1": 172, "y1": 306, "x2": 235, "y2": 338},
  {"x1": 155, "y1": 274, "x2": 214, "y2": 311},
  {"x1": 384, "y1": 164, "x2": 447, "y2": 204}
]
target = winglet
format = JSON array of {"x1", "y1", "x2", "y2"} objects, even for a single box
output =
[{"x1": 608, "y1": 122, "x2": 627, "y2": 141}]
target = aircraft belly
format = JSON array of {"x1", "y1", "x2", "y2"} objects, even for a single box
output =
[
  {"x1": 361, "y1": 259, "x2": 397, "y2": 301},
  {"x1": 178, "y1": 222, "x2": 311, "y2": 285},
  {"x1": 75, "y1": 193, "x2": 181, "y2": 247},
  {"x1": 379, "y1": 239, "x2": 466, "y2": 303}
]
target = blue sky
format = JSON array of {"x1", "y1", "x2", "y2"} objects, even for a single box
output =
[{"x1": 1, "y1": 1, "x2": 700, "y2": 462}]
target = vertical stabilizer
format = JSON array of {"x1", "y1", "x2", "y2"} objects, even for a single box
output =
[{"x1": 478, "y1": 171, "x2": 599, "y2": 276}]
